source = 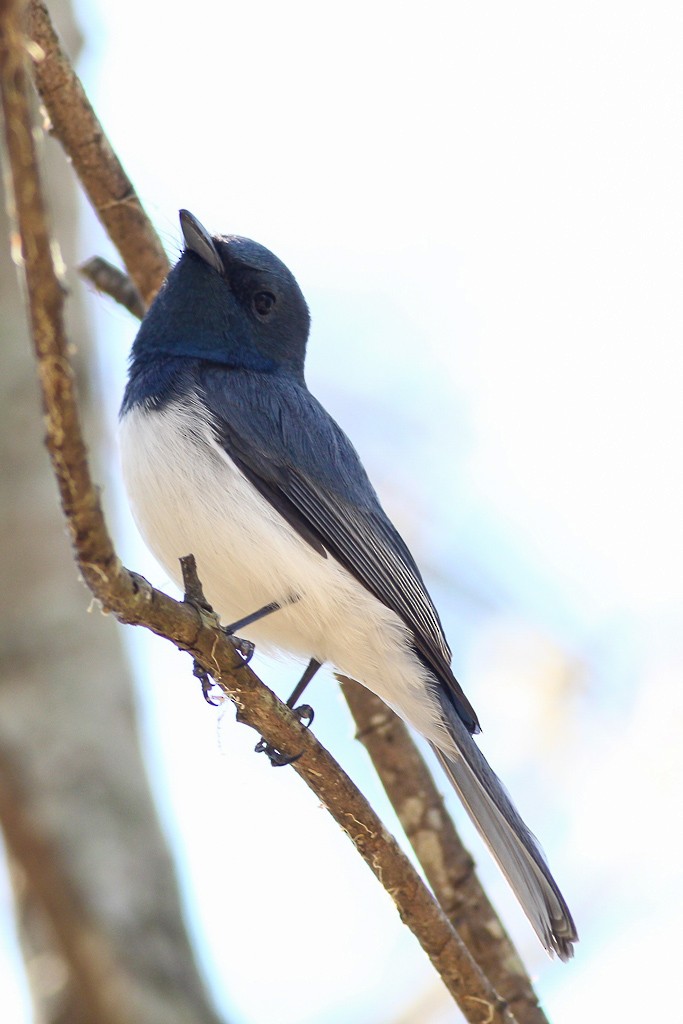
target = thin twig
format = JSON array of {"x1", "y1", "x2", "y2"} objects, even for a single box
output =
[
  {"x1": 26, "y1": 0, "x2": 169, "y2": 306},
  {"x1": 339, "y1": 678, "x2": 551, "y2": 1024},
  {"x1": 80, "y1": 255, "x2": 145, "y2": 318},
  {"x1": 0, "y1": 7, "x2": 517, "y2": 1020}
]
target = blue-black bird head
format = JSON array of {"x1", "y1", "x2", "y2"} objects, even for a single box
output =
[{"x1": 129, "y1": 210, "x2": 311, "y2": 380}]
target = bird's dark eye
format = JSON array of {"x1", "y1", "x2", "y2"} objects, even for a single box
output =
[{"x1": 252, "y1": 291, "x2": 276, "y2": 316}]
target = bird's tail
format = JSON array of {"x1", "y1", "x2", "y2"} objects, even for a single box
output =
[{"x1": 432, "y1": 697, "x2": 577, "y2": 960}]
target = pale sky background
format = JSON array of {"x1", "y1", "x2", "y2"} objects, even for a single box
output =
[{"x1": 3, "y1": 1, "x2": 683, "y2": 1021}]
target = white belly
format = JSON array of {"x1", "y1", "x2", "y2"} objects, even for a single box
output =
[{"x1": 119, "y1": 398, "x2": 449, "y2": 747}]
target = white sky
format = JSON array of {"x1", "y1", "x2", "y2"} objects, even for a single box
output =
[{"x1": 4, "y1": 1, "x2": 683, "y2": 1021}]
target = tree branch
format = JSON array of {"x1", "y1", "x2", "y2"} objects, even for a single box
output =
[
  {"x1": 79, "y1": 255, "x2": 145, "y2": 318},
  {"x1": 339, "y1": 678, "x2": 551, "y2": 1024},
  {"x1": 26, "y1": 0, "x2": 169, "y2": 305},
  {"x1": 0, "y1": 3, "x2": 518, "y2": 1020}
]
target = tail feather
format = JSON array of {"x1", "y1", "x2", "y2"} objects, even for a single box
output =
[{"x1": 433, "y1": 700, "x2": 577, "y2": 960}]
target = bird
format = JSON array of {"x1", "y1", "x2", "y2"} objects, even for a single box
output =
[{"x1": 119, "y1": 209, "x2": 577, "y2": 960}]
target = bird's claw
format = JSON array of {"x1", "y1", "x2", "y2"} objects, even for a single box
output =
[
  {"x1": 292, "y1": 703, "x2": 314, "y2": 728},
  {"x1": 193, "y1": 658, "x2": 224, "y2": 706},
  {"x1": 226, "y1": 633, "x2": 255, "y2": 663},
  {"x1": 254, "y1": 703, "x2": 315, "y2": 767},
  {"x1": 254, "y1": 739, "x2": 303, "y2": 767},
  {"x1": 202, "y1": 678, "x2": 224, "y2": 705}
]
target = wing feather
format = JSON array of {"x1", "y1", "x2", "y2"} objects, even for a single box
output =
[{"x1": 199, "y1": 365, "x2": 479, "y2": 732}]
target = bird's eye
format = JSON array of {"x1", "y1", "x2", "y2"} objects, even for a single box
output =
[{"x1": 252, "y1": 291, "x2": 276, "y2": 316}]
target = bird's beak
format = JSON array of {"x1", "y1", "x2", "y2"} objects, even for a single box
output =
[{"x1": 179, "y1": 209, "x2": 223, "y2": 275}]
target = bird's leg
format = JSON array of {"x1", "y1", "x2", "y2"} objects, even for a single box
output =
[
  {"x1": 222, "y1": 601, "x2": 280, "y2": 662},
  {"x1": 255, "y1": 658, "x2": 322, "y2": 766},
  {"x1": 183, "y1": 550, "x2": 319, "y2": 753},
  {"x1": 180, "y1": 553, "x2": 299, "y2": 702},
  {"x1": 223, "y1": 594, "x2": 300, "y2": 663},
  {"x1": 224, "y1": 600, "x2": 282, "y2": 635},
  {"x1": 285, "y1": 656, "x2": 321, "y2": 718}
]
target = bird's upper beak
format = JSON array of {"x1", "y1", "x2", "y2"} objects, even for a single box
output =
[{"x1": 179, "y1": 209, "x2": 223, "y2": 275}]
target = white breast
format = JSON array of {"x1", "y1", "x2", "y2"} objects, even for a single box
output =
[{"x1": 119, "y1": 397, "x2": 450, "y2": 748}]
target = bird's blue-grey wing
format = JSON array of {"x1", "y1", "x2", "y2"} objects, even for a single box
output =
[{"x1": 197, "y1": 365, "x2": 479, "y2": 733}]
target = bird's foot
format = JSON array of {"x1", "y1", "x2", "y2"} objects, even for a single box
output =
[
  {"x1": 193, "y1": 658, "x2": 225, "y2": 706},
  {"x1": 225, "y1": 633, "x2": 255, "y2": 663},
  {"x1": 255, "y1": 703, "x2": 315, "y2": 767},
  {"x1": 222, "y1": 598, "x2": 295, "y2": 666}
]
